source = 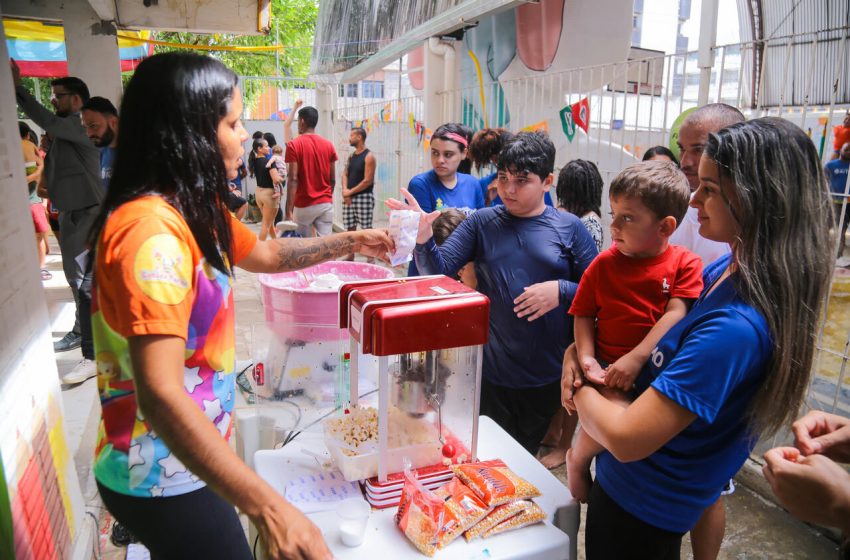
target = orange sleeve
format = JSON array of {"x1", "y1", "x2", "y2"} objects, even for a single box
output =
[
  {"x1": 228, "y1": 212, "x2": 258, "y2": 264},
  {"x1": 835, "y1": 126, "x2": 850, "y2": 152},
  {"x1": 96, "y1": 204, "x2": 196, "y2": 340}
]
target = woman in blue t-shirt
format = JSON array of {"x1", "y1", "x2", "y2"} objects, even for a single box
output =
[
  {"x1": 562, "y1": 118, "x2": 835, "y2": 558},
  {"x1": 407, "y1": 123, "x2": 484, "y2": 275}
]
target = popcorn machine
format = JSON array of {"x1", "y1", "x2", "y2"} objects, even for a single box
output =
[{"x1": 332, "y1": 276, "x2": 489, "y2": 486}]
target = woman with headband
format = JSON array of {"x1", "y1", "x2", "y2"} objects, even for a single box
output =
[{"x1": 407, "y1": 123, "x2": 485, "y2": 275}]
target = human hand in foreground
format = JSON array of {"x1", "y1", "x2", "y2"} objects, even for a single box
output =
[
  {"x1": 514, "y1": 281, "x2": 559, "y2": 321},
  {"x1": 561, "y1": 344, "x2": 583, "y2": 413},
  {"x1": 353, "y1": 228, "x2": 394, "y2": 261},
  {"x1": 763, "y1": 446, "x2": 850, "y2": 534},
  {"x1": 582, "y1": 356, "x2": 607, "y2": 386},
  {"x1": 385, "y1": 188, "x2": 440, "y2": 244},
  {"x1": 254, "y1": 499, "x2": 333, "y2": 560},
  {"x1": 792, "y1": 410, "x2": 850, "y2": 461},
  {"x1": 604, "y1": 351, "x2": 643, "y2": 391}
]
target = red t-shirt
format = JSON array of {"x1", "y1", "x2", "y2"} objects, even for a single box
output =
[
  {"x1": 569, "y1": 244, "x2": 703, "y2": 364},
  {"x1": 284, "y1": 133, "x2": 338, "y2": 207}
]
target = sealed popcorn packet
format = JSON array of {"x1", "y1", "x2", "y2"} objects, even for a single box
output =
[
  {"x1": 433, "y1": 478, "x2": 491, "y2": 548},
  {"x1": 481, "y1": 501, "x2": 546, "y2": 538},
  {"x1": 463, "y1": 499, "x2": 534, "y2": 541},
  {"x1": 451, "y1": 459, "x2": 541, "y2": 507},
  {"x1": 396, "y1": 470, "x2": 444, "y2": 556}
]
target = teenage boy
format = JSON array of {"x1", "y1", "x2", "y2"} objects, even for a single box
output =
[
  {"x1": 388, "y1": 132, "x2": 598, "y2": 453},
  {"x1": 566, "y1": 160, "x2": 703, "y2": 502}
]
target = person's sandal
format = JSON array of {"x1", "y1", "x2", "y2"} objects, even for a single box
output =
[{"x1": 40, "y1": 269, "x2": 52, "y2": 280}]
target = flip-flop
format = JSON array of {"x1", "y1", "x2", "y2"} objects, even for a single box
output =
[{"x1": 40, "y1": 269, "x2": 52, "y2": 280}]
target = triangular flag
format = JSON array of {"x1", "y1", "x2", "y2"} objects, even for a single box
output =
[
  {"x1": 571, "y1": 97, "x2": 590, "y2": 133},
  {"x1": 560, "y1": 106, "x2": 576, "y2": 142}
]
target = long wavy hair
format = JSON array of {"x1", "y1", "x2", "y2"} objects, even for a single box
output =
[
  {"x1": 89, "y1": 52, "x2": 238, "y2": 274},
  {"x1": 705, "y1": 117, "x2": 834, "y2": 437}
]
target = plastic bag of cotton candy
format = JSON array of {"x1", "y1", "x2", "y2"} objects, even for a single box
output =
[{"x1": 388, "y1": 210, "x2": 420, "y2": 266}]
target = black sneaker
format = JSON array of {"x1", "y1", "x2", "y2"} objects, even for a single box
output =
[
  {"x1": 53, "y1": 332, "x2": 82, "y2": 352},
  {"x1": 110, "y1": 521, "x2": 138, "y2": 547}
]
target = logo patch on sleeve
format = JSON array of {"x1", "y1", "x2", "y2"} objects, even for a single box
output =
[{"x1": 133, "y1": 234, "x2": 192, "y2": 304}]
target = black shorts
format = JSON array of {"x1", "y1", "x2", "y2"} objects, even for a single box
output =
[
  {"x1": 479, "y1": 378, "x2": 562, "y2": 455},
  {"x1": 586, "y1": 482, "x2": 684, "y2": 560},
  {"x1": 97, "y1": 481, "x2": 252, "y2": 560},
  {"x1": 226, "y1": 190, "x2": 247, "y2": 213}
]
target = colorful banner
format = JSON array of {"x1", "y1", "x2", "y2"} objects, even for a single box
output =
[
  {"x1": 521, "y1": 120, "x2": 549, "y2": 134},
  {"x1": 4, "y1": 19, "x2": 153, "y2": 77},
  {"x1": 572, "y1": 97, "x2": 590, "y2": 133}
]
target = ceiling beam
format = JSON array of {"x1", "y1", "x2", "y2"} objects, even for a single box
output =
[{"x1": 337, "y1": 0, "x2": 529, "y2": 83}]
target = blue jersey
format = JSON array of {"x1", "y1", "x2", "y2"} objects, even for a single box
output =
[
  {"x1": 596, "y1": 253, "x2": 772, "y2": 533},
  {"x1": 408, "y1": 170, "x2": 485, "y2": 275},
  {"x1": 480, "y1": 172, "x2": 554, "y2": 207},
  {"x1": 413, "y1": 205, "x2": 598, "y2": 388},
  {"x1": 826, "y1": 159, "x2": 850, "y2": 201}
]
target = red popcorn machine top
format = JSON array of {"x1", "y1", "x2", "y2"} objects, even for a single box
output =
[{"x1": 327, "y1": 275, "x2": 489, "y2": 488}]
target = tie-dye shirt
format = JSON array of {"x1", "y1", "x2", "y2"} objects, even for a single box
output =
[{"x1": 92, "y1": 195, "x2": 257, "y2": 498}]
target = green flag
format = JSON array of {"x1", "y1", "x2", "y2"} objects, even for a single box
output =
[{"x1": 560, "y1": 105, "x2": 576, "y2": 142}]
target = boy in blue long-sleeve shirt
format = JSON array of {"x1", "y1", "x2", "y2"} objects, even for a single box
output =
[{"x1": 389, "y1": 132, "x2": 598, "y2": 453}]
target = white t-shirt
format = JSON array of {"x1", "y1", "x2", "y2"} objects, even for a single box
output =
[{"x1": 670, "y1": 203, "x2": 731, "y2": 267}]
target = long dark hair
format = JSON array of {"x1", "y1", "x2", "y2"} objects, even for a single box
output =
[
  {"x1": 556, "y1": 159, "x2": 603, "y2": 217},
  {"x1": 89, "y1": 52, "x2": 238, "y2": 274},
  {"x1": 705, "y1": 118, "x2": 834, "y2": 437}
]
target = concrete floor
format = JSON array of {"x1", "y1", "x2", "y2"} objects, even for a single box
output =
[{"x1": 49, "y1": 224, "x2": 841, "y2": 559}]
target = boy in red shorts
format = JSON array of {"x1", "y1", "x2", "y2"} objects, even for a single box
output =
[{"x1": 567, "y1": 160, "x2": 703, "y2": 502}]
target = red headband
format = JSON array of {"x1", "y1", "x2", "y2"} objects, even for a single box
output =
[{"x1": 442, "y1": 132, "x2": 468, "y2": 148}]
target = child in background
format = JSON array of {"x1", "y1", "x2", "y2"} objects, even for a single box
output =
[
  {"x1": 431, "y1": 209, "x2": 476, "y2": 289},
  {"x1": 566, "y1": 160, "x2": 702, "y2": 502},
  {"x1": 266, "y1": 144, "x2": 287, "y2": 198}
]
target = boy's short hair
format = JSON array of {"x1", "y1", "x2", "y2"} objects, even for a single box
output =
[
  {"x1": 496, "y1": 131, "x2": 555, "y2": 180},
  {"x1": 432, "y1": 208, "x2": 467, "y2": 245},
  {"x1": 609, "y1": 160, "x2": 690, "y2": 226},
  {"x1": 272, "y1": 144, "x2": 284, "y2": 154},
  {"x1": 298, "y1": 106, "x2": 319, "y2": 129}
]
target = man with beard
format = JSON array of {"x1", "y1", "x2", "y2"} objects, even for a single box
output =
[
  {"x1": 81, "y1": 97, "x2": 119, "y2": 191},
  {"x1": 340, "y1": 127, "x2": 376, "y2": 260},
  {"x1": 12, "y1": 61, "x2": 103, "y2": 383}
]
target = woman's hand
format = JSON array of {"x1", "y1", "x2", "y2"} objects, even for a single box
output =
[
  {"x1": 561, "y1": 344, "x2": 584, "y2": 413},
  {"x1": 254, "y1": 499, "x2": 333, "y2": 560},
  {"x1": 385, "y1": 188, "x2": 440, "y2": 244},
  {"x1": 513, "y1": 281, "x2": 559, "y2": 321},
  {"x1": 792, "y1": 410, "x2": 850, "y2": 461},
  {"x1": 763, "y1": 446, "x2": 850, "y2": 534}
]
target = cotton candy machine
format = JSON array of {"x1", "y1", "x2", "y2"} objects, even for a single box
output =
[{"x1": 330, "y1": 275, "x2": 490, "y2": 490}]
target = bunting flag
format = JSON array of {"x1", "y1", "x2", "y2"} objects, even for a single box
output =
[
  {"x1": 560, "y1": 106, "x2": 576, "y2": 142},
  {"x1": 4, "y1": 19, "x2": 153, "y2": 77},
  {"x1": 521, "y1": 120, "x2": 549, "y2": 134},
  {"x1": 571, "y1": 97, "x2": 590, "y2": 133}
]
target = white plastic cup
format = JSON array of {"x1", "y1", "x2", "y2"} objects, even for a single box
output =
[{"x1": 336, "y1": 497, "x2": 370, "y2": 547}]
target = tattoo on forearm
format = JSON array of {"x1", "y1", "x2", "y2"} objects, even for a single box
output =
[{"x1": 275, "y1": 236, "x2": 355, "y2": 271}]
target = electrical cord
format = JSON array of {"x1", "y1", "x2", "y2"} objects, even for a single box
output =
[
  {"x1": 279, "y1": 388, "x2": 379, "y2": 448},
  {"x1": 253, "y1": 533, "x2": 260, "y2": 559}
]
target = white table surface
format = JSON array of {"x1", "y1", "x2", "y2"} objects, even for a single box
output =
[{"x1": 254, "y1": 416, "x2": 579, "y2": 560}]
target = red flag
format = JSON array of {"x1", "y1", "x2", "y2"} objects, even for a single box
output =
[{"x1": 571, "y1": 97, "x2": 590, "y2": 133}]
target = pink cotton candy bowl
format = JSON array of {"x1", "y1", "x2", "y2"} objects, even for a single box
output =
[{"x1": 259, "y1": 261, "x2": 395, "y2": 341}]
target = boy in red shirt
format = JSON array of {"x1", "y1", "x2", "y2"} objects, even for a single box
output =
[{"x1": 567, "y1": 160, "x2": 703, "y2": 502}]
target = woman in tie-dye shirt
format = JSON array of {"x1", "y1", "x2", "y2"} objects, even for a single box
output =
[{"x1": 88, "y1": 52, "x2": 391, "y2": 560}]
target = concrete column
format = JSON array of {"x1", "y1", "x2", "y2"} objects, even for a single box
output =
[
  {"x1": 423, "y1": 38, "x2": 453, "y2": 132},
  {"x1": 63, "y1": 3, "x2": 123, "y2": 106},
  {"x1": 314, "y1": 83, "x2": 336, "y2": 140},
  {"x1": 696, "y1": 0, "x2": 719, "y2": 106}
]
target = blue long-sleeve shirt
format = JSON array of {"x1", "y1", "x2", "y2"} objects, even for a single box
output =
[{"x1": 414, "y1": 205, "x2": 598, "y2": 388}]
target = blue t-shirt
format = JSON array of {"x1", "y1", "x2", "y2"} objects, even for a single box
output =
[
  {"x1": 100, "y1": 146, "x2": 116, "y2": 191},
  {"x1": 480, "y1": 172, "x2": 554, "y2": 207},
  {"x1": 408, "y1": 170, "x2": 485, "y2": 275},
  {"x1": 409, "y1": 170, "x2": 484, "y2": 214},
  {"x1": 826, "y1": 159, "x2": 850, "y2": 201},
  {"x1": 413, "y1": 206, "x2": 598, "y2": 388},
  {"x1": 595, "y1": 253, "x2": 772, "y2": 533}
]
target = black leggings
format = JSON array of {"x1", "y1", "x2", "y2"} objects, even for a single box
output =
[
  {"x1": 97, "y1": 481, "x2": 252, "y2": 560},
  {"x1": 586, "y1": 482, "x2": 684, "y2": 560}
]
